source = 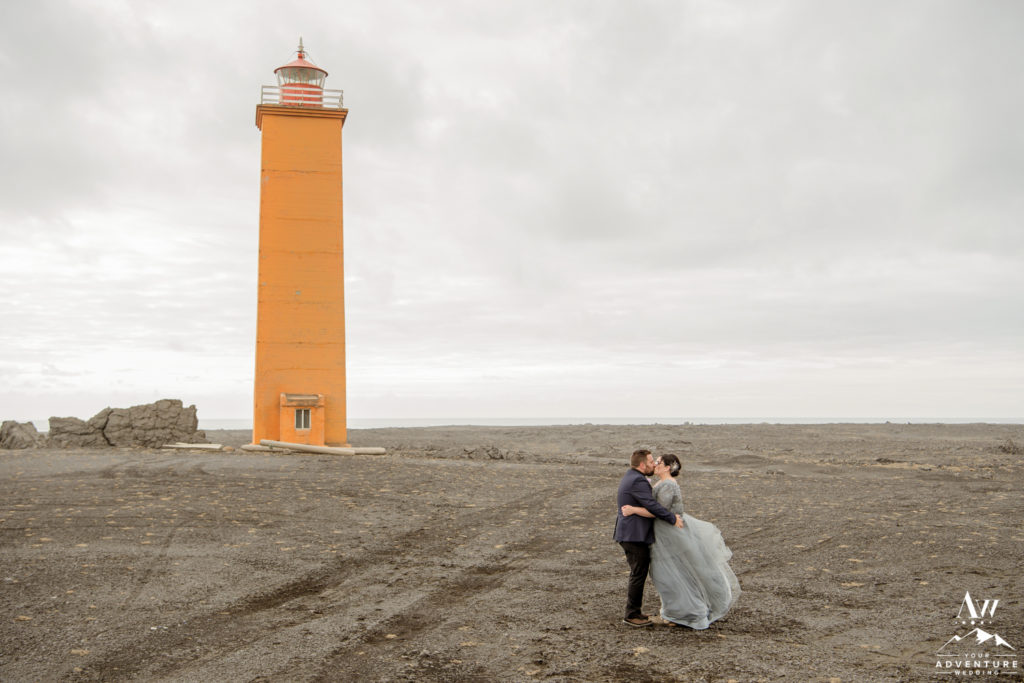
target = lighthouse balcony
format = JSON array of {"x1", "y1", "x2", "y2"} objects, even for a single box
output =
[{"x1": 261, "y1": 84, "x2": 344, "y2": 109}]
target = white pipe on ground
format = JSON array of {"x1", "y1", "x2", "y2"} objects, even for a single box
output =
[{"x1": 260, "y1": 439, "x2": 356, "y2": 455}]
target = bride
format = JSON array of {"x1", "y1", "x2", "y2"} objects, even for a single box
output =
[{"x1": 621, "y1": 454, "x2": 740, "y2": 629}]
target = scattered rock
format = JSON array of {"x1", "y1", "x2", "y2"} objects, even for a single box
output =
[
  {"x1": 999, "y1": 438, "x2": 1022, "y2": 455},
  {"x1": 0, "y1": 421, "x2": 46, "y2": 449},
  {"x1": 463, "y1": 445, "x2": 525, "y2": 461}
]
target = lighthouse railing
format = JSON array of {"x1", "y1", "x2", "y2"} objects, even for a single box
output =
[{"x1": 261, "y1": 85, "x2": 344, "y2": 109}]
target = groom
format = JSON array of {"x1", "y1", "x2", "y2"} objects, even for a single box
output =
[{"x1": 613, "y1": 448, "x2": 683, "y2": 627}]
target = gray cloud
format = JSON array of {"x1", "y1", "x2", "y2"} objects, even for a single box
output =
[{"x1": 1, "y1": 0, "x2": 1022, "y2": 422}]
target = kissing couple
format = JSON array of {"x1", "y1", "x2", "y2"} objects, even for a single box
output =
[{"x1": 613, "y1": 448, "x2": 740, "y2": 628}]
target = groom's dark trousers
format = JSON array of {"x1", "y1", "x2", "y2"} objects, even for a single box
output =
[
  {"x1": 619, "y1": 541, "x2": 651, "y2": 619},
  {"x1": 613, "y1": 468, "x2": 678, "y2": 619}
]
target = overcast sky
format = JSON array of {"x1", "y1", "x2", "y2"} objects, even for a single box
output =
[{"x1": 1, "y1": 1, "x2": 1022, "y2": 423}]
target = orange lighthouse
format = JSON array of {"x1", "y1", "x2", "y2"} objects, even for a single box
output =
[{"x1": 252, "y1": 39, "x2": 349, "y2": 446}]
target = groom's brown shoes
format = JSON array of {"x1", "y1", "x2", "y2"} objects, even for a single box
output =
[{"x1": 622, "y1": 616, "x2": 653, "y2": 627}]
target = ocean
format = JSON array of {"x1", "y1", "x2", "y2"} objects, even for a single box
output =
[
  {"x1": 194, "y1": 416, "x2": 1024, "y2": 430},
  {"x1": 18, "y1": 416, "x2": 1021, "y2": 432}
]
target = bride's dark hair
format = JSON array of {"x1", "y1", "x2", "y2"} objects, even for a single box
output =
[{"x1": 661, "y1": 454, "x2": 682, "y2": 477}]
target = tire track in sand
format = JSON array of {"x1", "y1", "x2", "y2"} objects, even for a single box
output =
[{"x1": 70, "y1": 480, "x2": 569, "y2": 682}]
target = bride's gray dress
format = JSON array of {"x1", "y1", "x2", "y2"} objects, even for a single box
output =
[{"x1": 649, "y1": 478, "x2": 740, "y2": 629}]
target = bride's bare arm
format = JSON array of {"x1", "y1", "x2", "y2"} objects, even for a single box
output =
[{"x1": 621, "y1": 504, "x2": 655, "y2": 518}]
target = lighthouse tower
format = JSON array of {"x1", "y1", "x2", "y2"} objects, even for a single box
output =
[{"x1": 252, "y1": 39, "x2": 349, "y2": 446}]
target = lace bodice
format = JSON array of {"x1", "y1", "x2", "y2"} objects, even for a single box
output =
[{"x1": 653, "y1": 478, "x2": 684, "y2": 516}]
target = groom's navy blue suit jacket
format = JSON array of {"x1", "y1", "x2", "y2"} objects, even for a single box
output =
[{"x1": 613, "y1": 469, "x2": 678, "y2": 544}]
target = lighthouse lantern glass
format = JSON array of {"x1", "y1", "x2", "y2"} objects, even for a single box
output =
[{"x1": 277, "y1": 67, "x2": 325, "y2": 88}]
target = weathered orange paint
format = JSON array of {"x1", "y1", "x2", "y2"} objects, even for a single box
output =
[
  {"x1": 278, "y1": 393, "x2": 325, "y2": 445},
  {"x1": 253, "y1": 104, "x2": 349, "y2": 446}
]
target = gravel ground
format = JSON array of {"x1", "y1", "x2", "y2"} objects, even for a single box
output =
[{"x1": 1, "y1": 423, "x2": 1022, "y2": 682}]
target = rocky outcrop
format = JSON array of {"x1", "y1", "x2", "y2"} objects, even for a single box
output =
[
  {"x1": 47, "y1": 416, "x2": 110, "y2": 447},
  {"x1": 100, "y1": 399, "x2": 205, "y2": 447},
  {"x1": 44, "y1": 399, "x2": 207, "y2": 449},
  {"x1": 0, "y1": 421, "x2": 46, "y2": 449}
]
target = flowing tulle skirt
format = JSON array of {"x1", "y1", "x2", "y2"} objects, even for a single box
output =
[{"x1": 649, "y1": 513, "x2": 740, "y2": 629}]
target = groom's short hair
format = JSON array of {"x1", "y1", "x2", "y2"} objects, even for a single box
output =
[{"x1": 630, "y1": 449, "x2": 651, "y2": 468}]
